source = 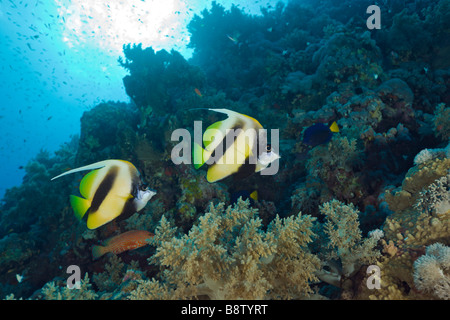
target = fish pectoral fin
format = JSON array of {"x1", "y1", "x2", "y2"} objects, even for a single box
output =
[
  {"x1": 192, "y1": 142, "x2": 212, "y2": 169},
  {"x1": 70, "y1": 195, "x2": 91, "y2": 221}
]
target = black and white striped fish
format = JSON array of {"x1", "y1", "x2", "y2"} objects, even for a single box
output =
[{"x1": 51, "y1": 160, "x2": 156, "y2": 229}]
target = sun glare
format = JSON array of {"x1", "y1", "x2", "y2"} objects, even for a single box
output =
[{"x1": 55, "y1": 0, "x2": 189, "y2": 54}]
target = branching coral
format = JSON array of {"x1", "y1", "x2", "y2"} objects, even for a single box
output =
[
  {"x1": 385, "y1": 156, "x2": 450, "y2": 212},
  {"x1": 290, "y1": 136, "x2": 368, "y2": 217},
  {"x1": 415, "y1": 173, "x2": 450, "y2": 215},
  {"x1": 93, "y1": 255, "x2": 126, "y2": 292},
  {"x1": 413, "y1": 242, "x2": 450, "y2": 300},
  {"x1": 40, "y1": 273, "x2": 97, "y2": 300},
  {"x1": 363, "y1": 153, "x2": 450, "y2": 300},
  {"x1": 315, "y1": 200, "x2": 380, "y2": 290},
  {"x1": 130, "y1": 199, "x2": 320, "y2": 300}
]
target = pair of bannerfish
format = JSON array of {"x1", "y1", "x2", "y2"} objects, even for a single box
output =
[{"x1": 52, "y1": 108, "x2": 338, "y2": 259}]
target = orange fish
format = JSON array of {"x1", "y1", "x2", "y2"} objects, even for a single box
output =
[
  {"x1": 92, "y1": 230, "x2": 154, "y2": 260},
  {"x1": 194, "y1": 88, "x2": 202, "y2": 97}
]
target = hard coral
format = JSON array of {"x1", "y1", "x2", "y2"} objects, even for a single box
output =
[
  {"x1": 307, "y1": 136, "x2": 364, "y2": 203},
  {"x1": 40, "y1": 273, "x2": 97, "y2": 300},
  {"x1": 385, "y1": 156, "x2": 450, "y2": 212},
  {"x1": 415, "y1": 173, "x2": 450, "y2": 216},
  {"x1": 413, "y1": 242, "x2": 450, "y2": 300},
  {"x1": 77, "y1": 101, "x2": 139, "y2": 164},
  {"x1": 364, "y1": 153, "x2": 450, "y2": 300},
  {"x1": 132, "y1": 199, "x2": 320, "y2": 299},
  {"x1": 315, "y1": 200, "x2": 380, "y2": 290},
  {"x1": 175, "y1": 164, "x2": 229, "y2": 228},
  {"x1": 433, "y1": 103, "x2": 450, "y2": 141},
  {"x1": 119, "y1": 44, "x2": 205, "y2": 117}
]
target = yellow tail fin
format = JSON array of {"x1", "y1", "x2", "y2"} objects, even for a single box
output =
[{"x1": 329, "y1": 121, "x2": 339, "y2": 133}]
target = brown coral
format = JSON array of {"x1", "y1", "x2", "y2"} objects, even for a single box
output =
[
  {"x1": 130, "y1": 199, "x2": 320, "y2": 300},
  {"x1": 385, "y1": 157, "x2": 450, "y2": 212}
]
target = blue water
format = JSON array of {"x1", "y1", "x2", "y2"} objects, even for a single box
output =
[{"x1": 0, "y1": 0, "x2": 281, "y2": 199}]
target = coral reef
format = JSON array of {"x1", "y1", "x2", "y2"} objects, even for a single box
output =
[
  {"x1": 314, "y1": 200, "x2": 380, "y2": 296},
  {"x1": 433, "y1": 103, "x2": 450, "y2": 141},
  {"x1": 39, "y1": 273, "x2": 98, "y2": 300},
  {"x1": 76, "y1": 101, "x2": 140, "y2": 165},
  {"x1": 385, "y1": 152, "x2": 450, "y2": 212},
  {"x1": 2, "y1": 0, "x2": 450, "y2": 301},
  {"x1": 415, "y1": 173, "x2": 450, "y2": 216},
  {"x1": 131, "y1": 199, "x2": 320, "y2": 300},
  {"x1": 357, "y1": 155, "x2": 450, "y2": 300},
  {"x1": 413, "y1": 242, "x2": 450, "y2": 300}
]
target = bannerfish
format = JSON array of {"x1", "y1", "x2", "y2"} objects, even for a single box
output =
[
  {"x1": 193, "y1": 108, "x2": 280, "y2": 182},
  {"x1": 92, "y1": 230, "x2": 154, "y2": 260},
  {"x1": 302, "y1": 121, "x2": 339, "y2": 147},
  {"x1": 51, "y1": 160, "x2": 156, "y2": 229}
]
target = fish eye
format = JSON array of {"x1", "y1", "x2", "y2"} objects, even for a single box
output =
[
  {"x1": 266, "y1": 144, "x2": 271, "y2": 152},
  {"x1": 140, "y1": 183, "x2": 148, "y2": 191}
]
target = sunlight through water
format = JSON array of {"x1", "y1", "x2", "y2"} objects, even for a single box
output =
[{"x1": 55, "y1": 0, "x2": 189, "y2": 54}]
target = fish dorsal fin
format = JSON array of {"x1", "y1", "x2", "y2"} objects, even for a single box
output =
[
  {"x1": 242, "y1": 114, "x2": 263, "y2": 128},
  {"x1": 207, "y1": 108, "x2": 237, "y2": 117},
  {"x1": 51, "y1": 160, "x2": 111, "y2": 181},
  {"x1": 208, "y1": 108, "x2": 263, "y2": 130}
]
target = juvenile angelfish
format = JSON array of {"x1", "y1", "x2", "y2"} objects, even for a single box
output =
[
  {"x1": 51, "y1": 160, "x2": 156, "y2": 229},
  {"x1": 92, "y1": 230, "x2": 154, "y2": 260},
  {"x1": 302, "y1": 121, "x2": 339, "y2": 147}
]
